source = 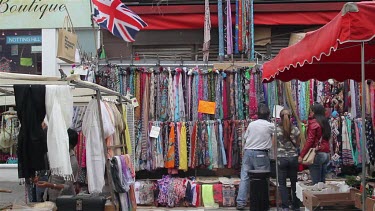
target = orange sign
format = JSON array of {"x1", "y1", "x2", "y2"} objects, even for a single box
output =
[{"x1": 198, "y1": 100, "x2": 216, "y2": 114}]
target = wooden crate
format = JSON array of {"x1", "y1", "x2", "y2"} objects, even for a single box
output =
[
  {"x1": 353, "y1": 192, "x2": 375, "y2": 211},
  {"x1": 302, "y1": 190, "x2": 354, "y2": 210}
]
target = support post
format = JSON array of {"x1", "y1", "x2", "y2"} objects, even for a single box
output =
[
  {"x1": 96, "y1": 90, "x2": 118, "y2": 211},
  {"x1": 274, "y1": 80, "x2": 279, "y2": 211},
  {"x1": 361, "y1": 42, "x2": 367, "y2": 211}
]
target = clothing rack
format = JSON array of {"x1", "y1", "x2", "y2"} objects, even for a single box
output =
[{"x1": 0, "y1": 72, "x2": 137, "y2": 211}]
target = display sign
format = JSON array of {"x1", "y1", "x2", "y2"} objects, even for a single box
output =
[
  {"x1": 0, "y1": 0, "x2": 92, "y2": 29},
  {"x1": 6, "y1": 35, "x2": 42, "y2": 44}
]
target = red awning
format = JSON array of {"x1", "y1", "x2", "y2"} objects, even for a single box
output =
[
  {"x1": 140, "y1": 12, "x2": 338, "y2": 30},
  {"x1": 262, "y1": 1, "x2": 375, "y2": 82}
]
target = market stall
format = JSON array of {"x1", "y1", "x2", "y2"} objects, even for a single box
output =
[
  {"x1": 262, "y1": 2, "x2": 375, "y2": 210},
  {"x1": 0, "y1": 72, "x2": 135, "y2": 210}
]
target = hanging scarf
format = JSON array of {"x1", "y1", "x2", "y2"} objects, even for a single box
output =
[
  {"x1": 45, "y1": 85, "x2": 74, "y2": 180},
  {"x1": 226, "y1": 0, "x2": 233, "y2": 55},
  {"x1": 238, "y1": 0, "x2": 243, "y2": 52},
  {"x1": 149, "y1": 71, "x2": 155, "y2": 121},
  {"x1": 350, "y1": 80, "x2": 357, "y2": 117},
  {"x1": 165, "y1": 123, "x2": 175, "y2": 168},
  {"x1": 284, "y1": 82, "x2": 305, "y2": 147},
  {"x1": 203, "y1": 0, "x2": 211, "y2": 62},
  {"x1": 168, "y1": 69, "x2": 175, "y2": 121},
  {"x1": 249, "y1": 72, "x2": 257, "y2": 117},
  {"x1": 218, "y1": 0, "x2": 224, "y2": 58},
  {"x1": 234, "y1": 0, "x2": 239, "y2": 54}
]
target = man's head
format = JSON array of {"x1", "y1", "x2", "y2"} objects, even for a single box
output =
[
  {"x1": 257, "y1": 103, "x2": 270, "y2": 120},
  {"x1": 68, "y1": 128, "x2": 78, "y2": 150}
]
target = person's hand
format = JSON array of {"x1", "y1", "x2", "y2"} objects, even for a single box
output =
[
  {"x1": 36, "y1": 181, "x2": 51, "y2": 188},
  {"x1": 298, "y1": 156, "x2": 303, "y2": 164},
  {"x1": 33, "y1": 176, "x2": 39, "y2": 184}
]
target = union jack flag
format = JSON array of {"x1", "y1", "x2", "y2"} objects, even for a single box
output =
[{"x1": 92, "y1": 0, "x2": 147, "y2": 42}]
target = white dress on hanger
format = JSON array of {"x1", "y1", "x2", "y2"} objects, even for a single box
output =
[{"x1": 82, "y1": 99, "x2": 115, "y2": 193}]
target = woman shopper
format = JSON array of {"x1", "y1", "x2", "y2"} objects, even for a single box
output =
[
  {"x1": 298, "y1": 103, "x2": 331, "y2": 184},
  {"x1": 275, "y1": 109, "x2": 301, "y2": 211}
]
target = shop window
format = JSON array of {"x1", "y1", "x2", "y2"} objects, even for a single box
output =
[{"x1": 0, "y1": 30, "x2": 42, "y2": 75}]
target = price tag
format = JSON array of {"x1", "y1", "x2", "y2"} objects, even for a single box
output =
[
  {"x1": 149, "y1": 126, "x2": 161, "y2": 138},
  {"x1": 131, "y1": 98, "x2": 139, "y2": 107}
]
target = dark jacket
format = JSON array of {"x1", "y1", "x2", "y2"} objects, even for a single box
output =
[{"x1": 300, "y1": 118, "x2": 330, "y2": 158}]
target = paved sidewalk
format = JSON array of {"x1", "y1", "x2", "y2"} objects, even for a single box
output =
[{"x1": 0, "y1": 182, "x2": 25, "y2": 209}]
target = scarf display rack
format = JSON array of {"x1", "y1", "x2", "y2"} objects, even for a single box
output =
[
  {"x1": 0, "y1": 72, "x2": 135, "y2": 210},
  {"x1": 91, "y1": 63, "x2": 375, "y2": 173},
  {"x1": 74, "y1": 62, "x2": 375, "y2": 209}
]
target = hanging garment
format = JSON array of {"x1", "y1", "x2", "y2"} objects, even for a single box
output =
[
  {"x1": 226, "y1": 0, "x2": 233, "y2": 55},
  {"x1": 14, "y1": 85, "x2": 47, "y2": 179},
  {"x1": 165, "y1": 123, "x2": 175, "y2": 168},
  {"x1": 341, "y1": 116, "x2": 354, "y2": 166},
  {"x1": 203, "y1": 0, "x2": 211, "y2": 61},
  {"x1": 179, "y1": 122, "x2": 188, "y2": 171},
  {"x1": 82, "y1": 99, "x2": 115, "y2": 193},
  {"x1": 366, "y1": 118, "x2": 375, "y2": 165},
  {"x1": 45, "y1": 85, "x2": 74, "y2": 180}
]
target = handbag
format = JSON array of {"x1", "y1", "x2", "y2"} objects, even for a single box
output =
[
  {"x1": 56, "y1": 194, "x2": 106, "y2": 211},
  {"x1": 302, "y1": 136, "x2": 322, "y2": 165}
]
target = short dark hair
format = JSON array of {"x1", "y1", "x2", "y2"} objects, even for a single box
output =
[
  {"x1": 257, "y1": 103, "x2": 270, "y2": 120},
  {"x1": 68, "y1": 128, "x2": 78, "y2": 149}
]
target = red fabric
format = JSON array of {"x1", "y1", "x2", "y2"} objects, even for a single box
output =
[
  {"x1": 263, "y1": 2, "x2": 375, "y2": 83},
  {"x1": 300, "y1": 119, "x2": 330, "y2": 159},
  {"x1": 140, "y1": 11, "x2": 337, "y2": 30},
  {"x1": 213, "y1": 184, "x2": 223, "y2": 204}
]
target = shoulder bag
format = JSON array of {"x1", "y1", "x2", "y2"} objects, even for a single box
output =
[{"x1": 302, "y1": 136, "x2": 322, "y2": 165}]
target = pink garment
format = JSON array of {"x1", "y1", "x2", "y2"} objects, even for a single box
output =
[
  {"x1": 371, "y1": 83, "x2": 375, "y2": 127},
  {"x1": 222, "y1": 77, "x2": 228, "y2": 119},
  {"x1": 81, "y1": 135, "x2": 87, "y2": 168},
  {"x1": 249, "y1": 73, "x2": 257, "y2": 117}
]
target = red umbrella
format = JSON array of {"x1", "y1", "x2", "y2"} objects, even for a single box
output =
[
  {"x1": 262, "y1": 2, "x2": 375, "y2": 210},
  {"x1": 262, "y1": 1, "x2": 375, "y2": 82}
]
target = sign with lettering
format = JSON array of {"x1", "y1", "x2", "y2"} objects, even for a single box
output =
[
  {"x1": 0, "y1": 0, "x2": 92, "y2": 29},
  {"x1": 6, "y1": 35, "x2": 42, "y2": 44}
]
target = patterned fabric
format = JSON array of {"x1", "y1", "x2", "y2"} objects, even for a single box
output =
[
  {"x1": 135, "y1": 181, "x2": 155, "y2": 205},
  {"x1": 222, "y1": 185, "x2": 236, "y2": 207},
  {"x1": 366, "y1": 118, "x2": 375, "y2": 165},
  {"x1": 276, "y1": 126, "x2": 300, "y2": 157}
]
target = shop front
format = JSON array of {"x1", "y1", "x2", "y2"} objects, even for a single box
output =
[{"x1": 0, "y1": 0, "x2": 94, "y2": 182}]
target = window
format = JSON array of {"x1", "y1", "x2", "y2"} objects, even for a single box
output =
[{"x1": 0, "y1": 30, "x2": 42, "y2": 75}]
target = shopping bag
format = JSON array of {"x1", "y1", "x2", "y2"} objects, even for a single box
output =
[{"x1": 57, "y1": 16, "x2": 77, "y2": 64}]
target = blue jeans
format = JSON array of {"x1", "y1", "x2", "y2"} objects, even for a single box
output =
[
  {"x1": 309, "y1": 152, "x2": 329, "y2": 184},
  {"x1": 278, "y1": 156, "x2": 300, "y2": 209},
  {"x1": 236, "y1": 149, "x2": 270, "y2": 207}
]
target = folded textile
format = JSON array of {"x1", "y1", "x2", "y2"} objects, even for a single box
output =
[{"x1": 202, "y1": 184, "x2": 219, "y2": 208}]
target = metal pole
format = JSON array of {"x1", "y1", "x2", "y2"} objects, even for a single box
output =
[
  {"x1": 95, "y1": 90, "x2": 118, "y2": 211},
  {"x1": 274, "y1": 80, "x2": 280, "y2": 211},
  {"x1": 361, "y1": 42, "x2": 367, "y2": 211}
]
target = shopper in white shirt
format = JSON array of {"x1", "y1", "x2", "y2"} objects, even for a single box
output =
[{"x1": 236, "y1": 104, "x2": 275, "y2": 210}]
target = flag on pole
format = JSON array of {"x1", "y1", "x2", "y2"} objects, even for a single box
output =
[{"x1": 92, "y1": 0, "x2": 147, "y2": 42}]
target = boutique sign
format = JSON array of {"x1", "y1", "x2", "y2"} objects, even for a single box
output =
[{"x1": 0, "y1": 0, "x2": 92, "y2": 29}]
